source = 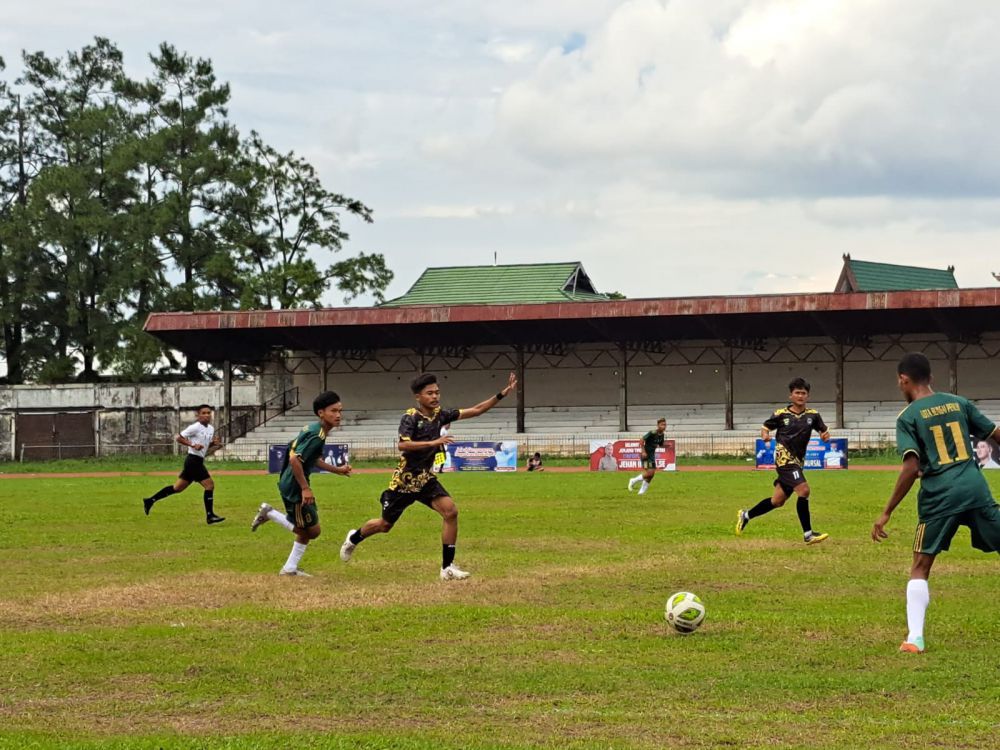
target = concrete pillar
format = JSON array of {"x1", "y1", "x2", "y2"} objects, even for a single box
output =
[
  {"x1": 724, "y1": 347, "x2": 734, "y2": 430},
  {"x1": 618, "y1": 343, "x2": 629, "y2": 433},
  {"x1": 835, "y1": 342, "x2": 845, "y2": 429},
  {"x1": 516, "y1": 346, "x2": 526, "y2": 433},
  {"x1": 948, "y1": 341, "x2": 958, "y2": 394}
]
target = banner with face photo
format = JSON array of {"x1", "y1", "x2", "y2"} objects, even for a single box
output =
[
  {"x1": 973, "y1": 436, "x2": 1000, "y2": 470},
  {"x1": 589, "y1": 439, "x2": 677, "y2": 471},
  {"x1": 268, "y1": 443, "x2": 349, "y2": 474},
  {"x1": 755, "y1": 438, "x2": 848, "y2": 470}
]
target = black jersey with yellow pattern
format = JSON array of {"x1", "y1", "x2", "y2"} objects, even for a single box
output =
[
  {"x1": 764, "y1": 406, "x2": 828, "y2": 466},
  {"x1": 389, "y1": 406, "x2": 462, "y2": 492}
]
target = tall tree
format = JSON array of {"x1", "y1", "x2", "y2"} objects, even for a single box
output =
[
  {"x1": 221, "y1": 130, "x2": 391, "y2": 309},
  {"x1": 118, "y1": 43, "x2": 240, "y2": 378},
  {"x1": 19, "y1": 38, "x2": 138, "y2": 381}
]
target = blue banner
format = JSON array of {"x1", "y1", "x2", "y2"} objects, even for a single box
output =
[
  {"x1": 755, "y1": 438, "x2": 848, "y2": 470},
  {"x1": 268, "y1": 443, "x2": 350, "y2": 474},
  {"x1": 445, "y1": 440, "x2": 518, "y2": 472}
]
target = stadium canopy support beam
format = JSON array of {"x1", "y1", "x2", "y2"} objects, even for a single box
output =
[
  {"x1": 516, "y1": 346, "x2": 526, "y2": 433},
  {"x1": 834, "y1": 342, "x2": 845, "y2": 429},
  {"x1": 618, "y1": 343, "x2": 629, "y2": 432},
  {"x1": 724, "y1": 347, "x2": 734, "y2": 430},
  {"x1": 223, "y1": 359, "x2": 233, "y2": 436},
  {"x1": 321, "y1": 352, "x2": 329, "y2": 391},
  {"x1": 948, "y1": 341, "x2": 959, "y2": 393}
]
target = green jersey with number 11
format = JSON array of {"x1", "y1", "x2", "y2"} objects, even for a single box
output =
[{"x1": 895, "y1": 392, "x2": 996, "y2": 521}]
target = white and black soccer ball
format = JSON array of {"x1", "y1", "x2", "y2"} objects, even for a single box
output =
[{"x1": 665, "y1": 591, "x2": 705, "y2": 634}]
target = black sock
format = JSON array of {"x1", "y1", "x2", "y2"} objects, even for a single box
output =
[
  {"x1": 442, "y1": 544, "x2": 456, "y2": 569},
  {"x1": 796, "y1": 496, "x2": 812, "y2": 534},
  {"x1": 203, "y1": 490, "x2": 215, "y2": 516},
  {"x1": 349, "y1": 529, "x2": 365, "y2": 545},
  {"x1": 151, "y1": 485, "x2": 176, "y2": 501},
  {"x1": 747, "y1": 496, "x2": 776, "y2": 520}
]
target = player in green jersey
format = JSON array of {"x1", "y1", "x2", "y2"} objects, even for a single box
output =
[
  {"x1": 628, "y1": 418, "x2": 667, "y2": 495},
  {"x1": 250, "y1": 391, "x2": 352, "y2": 576},
  {"x1": 872, "y1": 353, "x2": 1000, "y2": 653}
]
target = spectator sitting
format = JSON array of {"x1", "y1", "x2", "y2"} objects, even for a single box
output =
[{"x1": 527, "y1": 452, "x2": 544, "y2": 472}]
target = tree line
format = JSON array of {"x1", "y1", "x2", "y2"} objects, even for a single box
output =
[{"x1": 0, "y1": 37, "x2": 391, "y2": 383}]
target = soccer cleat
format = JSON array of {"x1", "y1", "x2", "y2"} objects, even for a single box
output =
[
  {"x1": 340, "y1": 530, "x2": 358, "y2": 562},
  {"x1": 804, "y1": 532, "x2": 829, "y2": 545},
  {"x1": 206, "y1": 514, "x2": 226, "y2": 525},
  {"x1": 143, "y1": 497, "x2": 155, "y2": 515},
  {"x1": 251, "y1": 503, "x2": 273, "y2": 532},
  {"x1": 627, "y1": 477, "x2": 640, "y2": 492},
  {"x1": 279, "y1": 568, "x2": 312, "y2": 577},
  {"x1": 899, "y1": 636, "x2": 925, "y2": 653},
  {"x1": 735, "y1": 509, "x2": 748, "y2": 535},
  {"x1": 440, "y1": 564, "x2": 470, "y2": 581}
]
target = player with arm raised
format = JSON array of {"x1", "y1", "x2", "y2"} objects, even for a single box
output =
[
  {"x1": 736, "y1": 377, "x2": 831, "y2": 545},
  {"x1": 142, "y1": 404, "x2": 225, "y2": 524},
  {"x1": 872, "y1": 353, "x2": 1000, "y2": 653},
  {"x1": 339, "y1": 371, "x2": 517, "y2": 580},
  {"x1": 250, "y1": 391, "x2": 352, "y2": 576},
  {"x1": 628, "y1": 418, "x2": 667, "y2": 495}
]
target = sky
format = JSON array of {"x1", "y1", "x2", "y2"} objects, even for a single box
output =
[{"x1": 4, "y1": 0, "x2": 1000, "y2": 306}]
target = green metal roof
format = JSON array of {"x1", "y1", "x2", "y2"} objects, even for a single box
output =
[
  {"x1": 381, "y1": 262, "x2": 610, "y2": 306},
  {"x1": 837, "y1": 257, "x2": 958, "y2": 292}
]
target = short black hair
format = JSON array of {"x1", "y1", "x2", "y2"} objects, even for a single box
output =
[
  {"x1": 897, "y1": 352, "x2": 932, "y2": 384},
  {"x1": 195, "y1": 404, "x2": 213, "y2": 412},
  {"x1": 656, "y1": 417, "x2": 667, "y2": 424},
  {"x1": 411, "y1": 372, "x2": 437, "y2": 394},
  {"x1": 788, "y1": 377, "x2": 811, "y2": 393},
  {"x1": 312, "y1": 390, "x2": 341, "y2": 415}
]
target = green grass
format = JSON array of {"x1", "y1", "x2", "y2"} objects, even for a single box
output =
[{"x1": 1, "y1": 469, "x2": 998, "y2": 749}]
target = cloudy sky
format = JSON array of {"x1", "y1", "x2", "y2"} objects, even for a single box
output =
[{"x1": 4, "y1": 0, "x2": 1000, "y2": 305}]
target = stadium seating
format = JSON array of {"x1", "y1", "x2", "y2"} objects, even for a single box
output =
[{"x1": 223, "y1": 400, "x2": 906, "y2": 460}]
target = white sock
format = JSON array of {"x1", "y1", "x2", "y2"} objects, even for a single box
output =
[
  {"x1": 638, "y1": 481, "x2": 650, "y2": 495},
  {"x1": 906, "y1": 578, "x2": 930, "y2": 642},
  {"x1": 630, "y1": 474, "x2": 642, "y2": 486},
  {"x1": 282, "y1": 541, "x2": 308, "y2": 572},
  {"x1": 267, "y1": 509, "x2": 294, "y2": 532}
]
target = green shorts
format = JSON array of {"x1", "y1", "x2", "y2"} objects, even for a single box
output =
[
  {"x1": 281, "y1": 490, "x2": 319, "y2": 529},
  {"x1": 913, "y1": 504, "x2": 1000, "y2": 555}
]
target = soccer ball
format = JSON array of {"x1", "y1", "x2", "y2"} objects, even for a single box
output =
[{"x1": 665, "y1": 591, "x2": 705, "y2": 633}]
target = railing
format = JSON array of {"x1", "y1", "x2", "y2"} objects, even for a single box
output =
[
  {"x1": 10, "y1": 430, "x2": 898, "y2": 463},
  {"x1": 219, "y1": 386, "x2": 300, "y2": 442}
]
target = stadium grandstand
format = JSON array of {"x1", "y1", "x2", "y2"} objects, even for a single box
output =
[{"x1": 143, "y1": 255, "x2": 1000, "y2": 460}]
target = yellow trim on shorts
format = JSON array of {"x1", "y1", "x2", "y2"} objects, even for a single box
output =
[{"x1": 913, "y1": 523, "x2": 926, "y2": 553}]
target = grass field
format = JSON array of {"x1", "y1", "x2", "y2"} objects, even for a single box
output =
[{"x1": 2, "y1": 468, "x2": 999, "y2": 749}]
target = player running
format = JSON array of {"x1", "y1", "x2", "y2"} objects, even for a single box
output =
[
  {"x1": 142, "y1": 404, "x2": 225, "y2": 524},
  {"x1": 339, "y1": 371, "x2": 517, "y2": 580},
  {"x1": 250, "y1": 391, "x2": 352, "y2": 576},
  {"x1": 872, "y1": 353, "x2": 1000, "y2": 653},
  {"x1": 628, "y1": 418, "x2": 667, "y2": 495},
  {"x1": 736, "y1": 377, "x2": 831, "y2": 544}
]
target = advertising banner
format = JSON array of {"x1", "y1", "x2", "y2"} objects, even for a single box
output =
[
  {"x1": 754, "y1": 438, "x2": 848, "y2": 470},
  {"x1": 268, "y1": 443, "x2": 350, "y2": 474},
  {"x1": 974, "y1": 437, "x2": 1000, "y2": 470},
  {"x1": 589, "y1": 439, "x2": 677, "y2": 471},
  {"x1": 444, "y1": 440, "x2": 518, "y2": 472}
]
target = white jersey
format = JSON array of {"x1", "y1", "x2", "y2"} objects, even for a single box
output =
[{"x1": 180, "y1": 421, "x2": 214, "y2": 458}]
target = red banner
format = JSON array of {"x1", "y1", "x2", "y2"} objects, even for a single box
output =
[{"x1": 589, "y1": 439, "x2": 677, "y2": 471}]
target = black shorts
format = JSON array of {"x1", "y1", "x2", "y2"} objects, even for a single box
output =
[
  {"x1": 774, "y1": 464, "x2": 806, "y2": 496},
  {"x1": 379, "y1": 479, "x2": 450, "y2": 524},
  {"x1": 180, "y1": 454, "x2": 210, "y2": 483}
]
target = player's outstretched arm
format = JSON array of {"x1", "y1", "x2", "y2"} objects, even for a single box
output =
[
  {"x1": 872, "y1": 454, "x2": 920, "y2": 542},
  {"x1": 458, "y1": 371, "x2": 518, "y2": 419}
]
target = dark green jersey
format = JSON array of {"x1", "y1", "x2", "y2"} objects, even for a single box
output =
[
  {"x1": 277, "y1": 422, "x2": 328, "y2": 499},
  {"x1": 642, "y1": 430, "x2": 665, "y2": 458},
  {"x1": 896, "y1": 392, "x2": 996, "y2": 520}
]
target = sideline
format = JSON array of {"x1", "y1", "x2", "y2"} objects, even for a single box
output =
[{"x1": 0, "y1": 465, "x2": 901, "y2": 479}]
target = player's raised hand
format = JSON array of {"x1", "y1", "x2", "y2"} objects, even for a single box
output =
[
  {"x1": 502, "y1": 371, "x2": 517, "y2": 395},
  {"x1": 871, "y1": 512, "x2": 891, "y2": 543},
  {"x1": 436, "y1": 435, "x2": 455, "y2": 447}
]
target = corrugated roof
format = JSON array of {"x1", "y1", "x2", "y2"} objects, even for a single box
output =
[
  {"x1": 381, "y1": 262, "x2": 609, "y2": 306},
  {"x1": 841, "y1": 259, "x2": 958, "y2": 292}
]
